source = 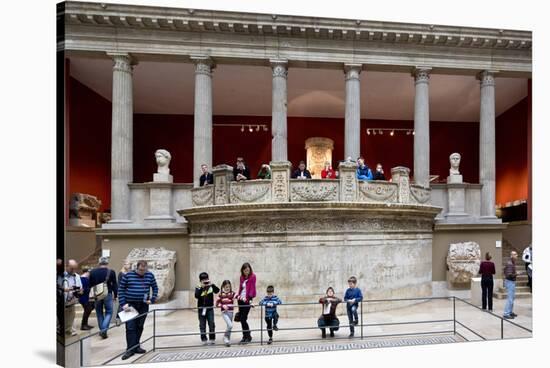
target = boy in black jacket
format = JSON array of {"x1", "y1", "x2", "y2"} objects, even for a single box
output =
[{"x1": 195, "y1": 272, "x2": 220, "y2": 345}]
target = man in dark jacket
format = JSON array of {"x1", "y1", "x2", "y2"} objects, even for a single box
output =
[
  {"x1": 199, "y1": 164, "x2": 214, "y2": 186},
  {"x1": 89, "y1": 257, "x2": 118, "y2": 339},
  {"x1": 291, "y1": 161, "x2": 312, "y2": 179},
  {"x1": 373, "y1": 163, "x2": 386, "y2": 180},
  {"x1": 195, "y1": 272, "x2": 220, "y2": 344}
]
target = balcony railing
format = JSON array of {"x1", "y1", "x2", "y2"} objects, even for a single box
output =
[{"x1": 191, "y1": 162, "x2": 431, "y2": 207}]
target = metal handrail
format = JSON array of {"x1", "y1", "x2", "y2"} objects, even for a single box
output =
[{"x1": 71, "y1": 295, "x2": 532, "y2": 366}]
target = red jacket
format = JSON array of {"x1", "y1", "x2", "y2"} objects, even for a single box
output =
[
  {"x1": 237, "y1": 273, "x2": 257, "y2": 302},
  {"x1": 321, "y1": 168, "x2": 336, "y2": 179},
  {"x1": 216, "y1": 291, "x2": 236, "y2": 311}
]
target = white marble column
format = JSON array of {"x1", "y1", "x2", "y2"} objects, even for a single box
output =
[
  {"x1": 192, "y1": 56, "x2": 215, "y2": 187},
  {"x1": 413, "y1": 67, "x2": 431, "y2": 188},
  {"x1": 270, "y1": 59, "x2": 288, "y2": 162},
  {"x1": 108, "y1": 53, "x2": 135, "y2": 223},
  {"x1": 344, "y1": 64, "x2": 362, "y2": 160},
  {"x1": 478, "y1": 70, "x2": 497, "y2": 219}
]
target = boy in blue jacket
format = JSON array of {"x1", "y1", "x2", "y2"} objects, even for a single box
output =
[
  {"x1": 259, "y1": 285, "x2": 283, "y2": 344},
  {"x1": 344, "y1": 276, "x2": 363, "y2": 337}
]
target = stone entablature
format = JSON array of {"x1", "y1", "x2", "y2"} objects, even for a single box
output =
[
  {"x1": 189, "y1": 162, "x2": 431, "y2": 207},
  {"x1": 62, "y1": 2, "x2": 531, "y2": 75}
]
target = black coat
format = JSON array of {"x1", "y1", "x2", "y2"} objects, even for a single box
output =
[
  {"x1": 291, "y1": 169, "x2": 312, "y2": 179},
  {"x1": 199, "y1": 172, "x2": 214, "y2": 186}
]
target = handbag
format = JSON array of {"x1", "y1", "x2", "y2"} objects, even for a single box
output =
[
  {"x1": 234, "y1": 311, "x2": 241, "y2": 322},
  {"x1": 91, "y1": 269, "x2": 110, "y2": 301}
]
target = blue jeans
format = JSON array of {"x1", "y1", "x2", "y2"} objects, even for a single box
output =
[
  {"x1": 346, "y1": 304, "x2": 358, "y2": 333},
  {"x1": 504, "y1": 279, "x2": 516, "y2": 316},
  {"x1": 95, "y1": 293, "x2": 114, "y2": 333}
]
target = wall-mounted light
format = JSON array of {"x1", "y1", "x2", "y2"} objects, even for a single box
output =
[
  {"x1": 256, "y1": 125, "x2": 260, "y2": 131},
  {"x1": 412, "y1": 130, "x2": 415, "y2": 135},
  {"x1": 390, "y1": 130, "x2": 394, "y2": 136},
  {"x1": 367, "y1": 129, "x2": 371, "y2": 135},
  {"x1": 379, "y1": 130, "x2": 383, "y2": 135},
  {"x1": 263, "y1": 125, "x2": 269, "y2": 132},
  {"x1": 249, "y1": 125, "x2": 253, "y2": 132},
  {"x1": 241, "y1": 125, "x2": 244, "y2": 132}
]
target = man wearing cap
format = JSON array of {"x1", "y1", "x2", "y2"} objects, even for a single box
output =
[{"x1": 89, "y1": 257, "x2": 118, "y2": 339}]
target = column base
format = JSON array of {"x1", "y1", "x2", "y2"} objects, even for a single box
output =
[
  {"x1": 144, "y1": 215, "x2": 177, "y2": 227},
  {"x1": 479, "y1": 215, "x2": 502, "y2": 223}
]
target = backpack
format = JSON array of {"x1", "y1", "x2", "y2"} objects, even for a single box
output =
[{"x1": 91, "y1": 269, "x2": 110, "y2": 301}]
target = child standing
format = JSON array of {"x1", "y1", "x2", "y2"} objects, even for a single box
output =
[
  {"x1": 216, "y1": 280, "x2": 236, "y2": 347},
  {"x1": 194, "y1": 272, "x2": 220, "y2": 345},
  {"x1": 318, "y1": 287, "x2": 341, "y2": 338},
  {"x1": 259, "y1": 285, "x2": 283, "y2": 344},
  {"x1": 343, "y1": 276, "x2": 363, "y2": 338}
]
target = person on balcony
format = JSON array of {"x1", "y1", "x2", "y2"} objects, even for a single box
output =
[
  {"x1": 373, "y1": 163, "x2": 386, "y2": 180},
  {"x1": 233, "y1": 157, "x2": 251, "y2": 181},
  {"x1": 291, "y1": 161, "x2": 312, "y2": 179},
  {"x1": 199, "y1": 164, "x2": 214, "y2": 186},
  {"x1": 356, "y1": 158, "x2": 373, "y2": 180},
  {"x1": 257, "y1": 164, "x2": 272, "y2": 179},
  {"x1": 321, "y1": 161, "x2": 336, "y2": 179}
]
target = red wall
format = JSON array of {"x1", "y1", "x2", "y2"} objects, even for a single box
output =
[
  {"x1": 68, "y1": 77, "x2": 112, "y2": 211},
  {"x1": 68, "y1": 78, "x2": 529, "y2": 212},
  {"x1": 496, "y1": 97, "x2": 529, "y2": 205}
]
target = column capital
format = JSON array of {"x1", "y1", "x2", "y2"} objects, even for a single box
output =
[
  {"x1": 477, "y1": 70, "x2": 499, "y2": 86},
  {"x1": 107, "y1": 52, "x2": 137, "y2": 73},
  {"x1": 270, "y1": 59, "x2": 288, "y2": 78},
  {"x1": 412, "y1": 67, "x2": 432, "y2": 84},
  {"x1": 344, "y1": 63, "x2": 362, "y2": 81},
  {"x1": 191, "y1": 55, "x2": 216, "y2": 76}
]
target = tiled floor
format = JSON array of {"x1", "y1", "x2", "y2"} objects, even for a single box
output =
[{"x1": 77, "y1": 296, "x2": 532, "y2": 366}]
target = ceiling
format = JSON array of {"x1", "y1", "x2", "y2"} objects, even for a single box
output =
[{"x1": 69, "y1": 57, "x2": 528, "y2": 122}]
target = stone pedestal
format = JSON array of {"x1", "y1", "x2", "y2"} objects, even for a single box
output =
[
  {"x1": 446, "y1": 183, "x2": 468, "y2": 220},
  {"x1": 270, "y1": 161, "x2": 291, "y2": 202},
  {"x1": 447, "y1": 174, "x2": 463, "y2": 184},
  {"x1": 338, "y1": 161, "x2": 358, "y2": 201},
  {"x1": 391, "y1": 166, "x2": 411, "y2": 203},
  {"x1": 305, "y1": 137, "x2": 334, "y2": 179},
  {"x1": 470, "y1": 277, "x2": 482, "y2": 304},
  {"x1": 144, "y1": 183, "x2": 175, "y2": 225},
  {"x1": 153, "y1": 173, "x2": 173, "y2": 183},
  {"x1": 212, "y1": 164, "x2": 233, "y2": 205}
]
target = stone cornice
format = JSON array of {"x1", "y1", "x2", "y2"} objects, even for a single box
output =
[
  {"x1": 178, "y1": 201, "x2": 442, "y2": 218},
  {"x1": 61, "y1": 2, "x2": 532, "y2": 76}
]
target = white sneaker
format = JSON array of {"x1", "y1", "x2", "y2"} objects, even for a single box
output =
[
  {"x1": 223, "y1": 337, "x2": 230, "y2": 346},
  {"x1": 208, "y1": 340, "x2": 215, "y2": 345}
]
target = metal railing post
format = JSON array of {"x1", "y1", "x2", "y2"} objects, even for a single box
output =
[
  {"x1": 360, "y1": 301, "x2": 364, "y2": 339},
  {"x1": 80, "y1": 338, "x2": 83, "y2": 367},
  {"x1": 260, "y1": 304, "x2": 263, "y2": 345},
  {"x1": 501, "y1": 318, "x2": 504, "y2": 339},
  {"x1": 453, "y1": 296, "x2": 456, "y2": 335},
  {"x1": 153, "y1": 309, "x2": 156, "y2": 351}
]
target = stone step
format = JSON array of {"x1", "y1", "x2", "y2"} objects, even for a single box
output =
[
  {"x1": 493, "y1": 291, "x2": 531, "y2": 300},
  {"x1": 497, "y1": 286, "x2": 530, "y2": 293}
]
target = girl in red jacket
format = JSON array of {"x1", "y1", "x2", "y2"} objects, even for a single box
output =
[{"x1": 216, "y1": 280, "x2": 236, "y2": 347}]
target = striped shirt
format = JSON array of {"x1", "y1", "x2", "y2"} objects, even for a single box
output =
[{"x1": 118, "y1": 270, "x2": 159, "y2": 306}]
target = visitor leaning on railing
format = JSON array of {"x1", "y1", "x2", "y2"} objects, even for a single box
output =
[
  {"x1": 257, "y1": 164, "x2": 272, "y2": 179},
  {"x1": 236, "y1": 262, "x2": 257, "y2": 344},
  {"x1": 356, "y1": 157, "x2": 373, "y2": 180},
  {"x1": 118, "y1": 260, "x2": 158, "y2": 360},
  {"x1": 291, "y1": 161, "x2": 312, "y2": 179}
]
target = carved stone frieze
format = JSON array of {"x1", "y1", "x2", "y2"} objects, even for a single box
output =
[
  {"x1": 230, "y1": 181, "x2": 271, "y2": 203},
  {"x1": 191, "y1": 186, "x2": 214, "y2": 206},
  {"x1": 358, "y1": 181, "x2": 398, "y2": 202},
  {"x1": 290, "y1": 181, "x2": 338, "y2": 201},
  {"x1": 410, "y1": 185, "x2": 431, "y2": 204}
]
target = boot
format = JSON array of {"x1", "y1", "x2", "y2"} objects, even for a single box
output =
[{"x1": 321, "y1": 329, "x2": 327, "y2": 338}]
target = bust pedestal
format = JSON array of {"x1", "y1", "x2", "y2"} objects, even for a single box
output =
[
  {"x1": 154, "y1": 173, "x2": 173, "y2": 183},
  {"x1": 445, "y1": 174, "x2": 468, "y2": 220},
  {"x1": 144, "y1": 173, "x2": 175, "y2": 225}
]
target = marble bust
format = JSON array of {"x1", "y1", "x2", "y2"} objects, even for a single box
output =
[
  {"x1": 447, "y1": 152, "x2": 463, "y2": 184},
  {"x1": 153, "y1": 149, "x2": 173, "y2": 182},
  {"x1": 449, "y1": 153, "x2": 461, "y2": 175}
]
